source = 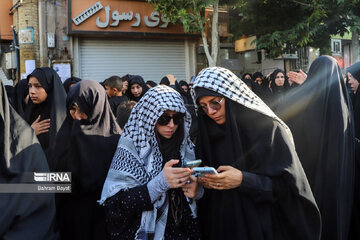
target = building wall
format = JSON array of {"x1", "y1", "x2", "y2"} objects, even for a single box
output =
[
  {"x1": 11, "y1": 0, "x2": 71, "y2": 79},
  {"x1": 15, "y1": 0, "x2": 40, "y2": 76},
  {"x1": 0, "y1": 0, "x2": 13, "y2": 41}
]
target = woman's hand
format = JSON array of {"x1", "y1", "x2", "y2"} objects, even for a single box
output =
[
  {"x1": 31, "y1": 115, "x2": 50, "y2": 135},
  {"x1": 182, "y1": 175, "x2": 199, "y2": 198},
  {"x1": 163, "y1": 159, "x2": 191, "y2": 188},
  {"x1": 199, "y1": 166, "x2": 243, "y2": 190},
  {"x1": 287, "y1": 69, "x2": 307, "y2": 85},
  {"x1": 166, "y1": 74, "x2": 177, "y2": 85}
]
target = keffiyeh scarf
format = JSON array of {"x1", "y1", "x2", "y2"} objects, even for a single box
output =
[
  {"x1": 191, "y1": 66, "x2": 293, "y2": 142},
  {"x1": 100, "y1": 85, "x2": 196, "y2": 240}
]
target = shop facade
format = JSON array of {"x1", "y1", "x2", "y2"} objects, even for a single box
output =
[{"x1": 69, "y1": 0, "x2": 198, "y2": 82}]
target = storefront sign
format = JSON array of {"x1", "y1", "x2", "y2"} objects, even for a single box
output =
[
  {"x1": 68, "y1": 0, "x2": 193, "y2": 37},
  {"x1": 95, "y1": 6, "x2": 168, "y2": 29}
]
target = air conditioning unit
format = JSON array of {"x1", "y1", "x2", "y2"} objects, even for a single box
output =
[{"x1": 331, "y1": 39, "x2": 342, "y2": 55}]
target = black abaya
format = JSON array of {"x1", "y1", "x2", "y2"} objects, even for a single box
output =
[
  {"x1": 0, "y1": 79, "x2": 57, "y2": 239},
  {"x1": 24, "y1": 67, "x2": 67, "y2": 166},
  {"x1": 346, "y1": 61, "x2": 360, "y2": 239},
  {"x1": 277, "y1": 55, "x2": 355, "y2": 240},
  {"x1": 53, "y1": 80, "x2": 121, "y2": 240},
  {"x1": 192, "y1": 67, "x2": 321, "y2": 240}
]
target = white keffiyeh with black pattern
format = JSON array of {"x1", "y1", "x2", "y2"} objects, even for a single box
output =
[
  {"x1": 191, "y1": 66, "x2": 293, "y2": 142},
  {"x1": 100, "y1": 85, "x2": 196, "y2": 240}
]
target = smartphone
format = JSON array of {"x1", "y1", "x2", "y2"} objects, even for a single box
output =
[
  {"x1": 183, "y1": 159, "x2": 202, "y2": 168},
  {"x1": 193, "y1": 167, "x2": 218, "y2": 177}
]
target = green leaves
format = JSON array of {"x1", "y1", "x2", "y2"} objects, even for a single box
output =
[{"x1": 231, "y1": 0, "x2": 360, "y2": 57}]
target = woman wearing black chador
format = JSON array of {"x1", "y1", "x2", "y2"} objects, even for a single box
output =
[{"x1": 24, "y1": 67, "x2": 67, "y2": 167}]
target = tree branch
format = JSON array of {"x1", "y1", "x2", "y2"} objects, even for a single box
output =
[{"x1": 291, "y1": 0, "x2": 313, "y2": 7}]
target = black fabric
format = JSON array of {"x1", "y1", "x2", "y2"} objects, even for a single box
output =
[
  {"x1": 63, "y1": 76, "x2": 81, "y2": 94},
  {"x1": 12, "y1": 79, "x2": 28, "y2": 116},
  {"x1": 251, "y1": 72, "x2": 271, "y2": 104},
  {"x1": 347, "y1": 61, "x2": 360, "y2": 81},
  {"x1": 23, "y1": 67, "x2": 67, "y2": 166},
  {"x1": 4, "y1": 85, "x2": 14, "y2": 106},
  {"x1": 192, "y1": 71, "x2": 320, "y2": 240},
  {"x1": 277, "y1": 55, "x2": 355, "y2": 240},
  {"x1": 146, "y1": 80, "x2": 158, "y2": 88},
  {"x1": 108, "y1": 95, "x2": 128, "y2": 115},
  {"x1": 105, "y1": 184, "x2": 200, "y2": 240},
  {"x1": 127, "y1": 75, "x2": 149, "y2": 102},
  {"x1": 0, "y1": 79, "x2": 58, "y2": 239},
  {"x1": 195, "y1": 99, "x2": 320, "y2": 240},
  {"x1": 194, "y1": 88, "x2": 223, "y2": 104},
  {"x1": 346, "y1": 62, "x2": 360, "y2": 239},
  {"x1": 160, "y1": 76, "x2": 170, "y2": 85},
  {"x1": 156, "y1": 124, "x2": 199, "y2": 236},
  {"x1": 269, "y1": 69, "x2": 289, "y2": 112},
  {"x1": 53, "y1": 80, "x2": 121, "y2": 240}
]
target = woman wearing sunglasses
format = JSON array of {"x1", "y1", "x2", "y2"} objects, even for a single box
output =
[
  {"x1": 100, "y1": 85, "x2": 201, "y2": 239},
  {"x1": 191, "y1": 67, "x2": 320, "y2": 240}
]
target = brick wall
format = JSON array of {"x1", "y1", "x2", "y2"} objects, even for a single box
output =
[{"x1": 15, "y1": 0, "x2": 39, "y2": 77}]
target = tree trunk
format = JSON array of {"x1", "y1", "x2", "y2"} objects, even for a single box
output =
[
  {"x1": 201, "y1": 30, "x2": 215, "y2": 67},
  {"x1": 210, "y1": 0, "x2": 219, "y2": 67},
  {"x1": 351, "y1": 30, "x2": 359, "y2": 64}
]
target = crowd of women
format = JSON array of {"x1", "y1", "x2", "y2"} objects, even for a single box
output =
[{"x1": 0, "y1": 55, "x2": 359, "y2": 240}]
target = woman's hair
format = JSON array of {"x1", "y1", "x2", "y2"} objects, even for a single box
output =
[
  {"x1": 146, "y1": 80, "x2": 158, "y2": 88},
  {"x1": 179, "y1": 80, "x2": 189, "y2": 88},
  {"x1": 116, "y1": 100, "x2": 136, "y2": 129}
]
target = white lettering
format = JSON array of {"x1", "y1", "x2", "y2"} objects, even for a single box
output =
[
  {"x1": 96, "y1": 5, "x2": 110, "y2": 28},
  {"x1": 144, "y1": 11, "x2": 160, "y2": 28}
]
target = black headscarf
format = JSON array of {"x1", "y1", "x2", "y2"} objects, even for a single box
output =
[
  {"x1": 346, "y1": 61, "x2": 360, "y2": 239},
  {"x1": 146, "y1": 80, "x2": 158, "y2": 88},
  {"x1": 251, "y1": 71, "x2": 271, "y2": 104},
  {"x1": 269, "y1": 69, "x2": 289, "y2": 112},
  {"x1": 0, "y1": 80, "x2": 57, "y2": 239},
  {"x1": 241, "y1": 73, "x2": 252, "y2": 88},
  {"x1": 12, "y1": 79, "x2": 29, "y2": 116},
  {"x1": 127, "y1": 75, "x2": 149, "y2": 102},
  {"x1": 347, "y1": 62, "x2": 360, "y2": 139},
  {"x1": 277, "y1": 55, "x2": 355, "y2": 240},
  {"x1": 192, "y1": 67, "x2": 320, "y2": 240},
  {"x1": 63, "y1": 76, "x2": 81, "y2": 94},
  {"x1": 53, "y1": 80, "x2": 121, "y2": 239},
  {"x1": 23, "y1": 67, "x2": 67, "y2": 163}
]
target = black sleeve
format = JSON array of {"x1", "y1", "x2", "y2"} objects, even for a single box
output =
[
  {"x1": 238, "y1": 171, "x2": 275, "y2": 203},
  {"x1": 104, "y1": 185, "x2": 154, "y2": 238}
]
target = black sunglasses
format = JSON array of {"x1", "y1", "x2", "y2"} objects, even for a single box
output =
[{"x1": 157, "y1": 113, "x2": 184, "y2": 126}]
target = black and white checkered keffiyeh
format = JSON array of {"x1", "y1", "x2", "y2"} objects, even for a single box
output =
[
  {"x1": 191, "y1": 66, "x2": 293, "y2": 140},
  {"x1": 100, "y1": 85, "x2": 196, "y2": 240}
]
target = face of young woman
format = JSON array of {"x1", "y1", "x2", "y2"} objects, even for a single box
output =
[
  {"x1": 131, "y1": 83, "x2": 143, "y2": 97},
  {"x1": 244, "y1": 74, "x2": 252, "y2": 80},
  {"x1": 348, "y1": 72, "x2": 359, "y2": 93},
  {"x1": 255, "y1": 77, "x2": 262, "y2": 85},
  {"x1": 198, "y1": 96, "x2": 226, "y2": 125},
  {"x1": 71, "y1": 104, "x2": 88, "y2": 120},
  {"x1": 155, "y1": 110, "x2": 181, "y2": 139},
  {"x1": 28, "y1": 76, "x2": 48, "y2": 104},
  {"x1": 275, "y1": 72, "x2": 285, "y2": 87},
  {"x1": 181, "y1": 85, "x2": 189, "y2": 93}
]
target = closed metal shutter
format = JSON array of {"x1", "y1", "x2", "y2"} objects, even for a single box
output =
[{"x1": 79, "y1": 39, "x2": 187, "y2": 83}]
